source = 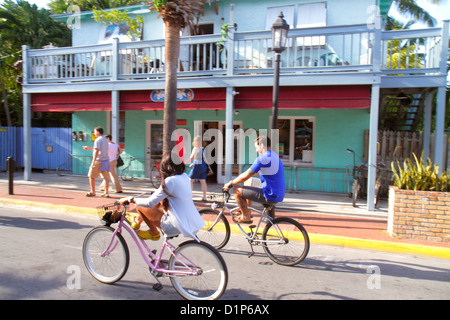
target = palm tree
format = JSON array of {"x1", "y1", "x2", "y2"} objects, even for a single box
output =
[
  {"x1": 148, "y1": 0, "x2": 209, "y2": 154},
  {"x1": 0, "y1": 0, "x2": 71, "y2": 126},
  {"x1": 390, "y1": 0, "x2": 439, "y2": 28}
]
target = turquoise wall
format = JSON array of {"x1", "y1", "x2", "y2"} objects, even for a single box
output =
[{"x1": 72, "y1": 107, "x2": 369, "y2": 190}]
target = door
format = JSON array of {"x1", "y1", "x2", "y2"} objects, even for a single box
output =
[
  {"x1": 145, "y1": 120, "x2": 163, "y2": 178},
  {"x1": 194, "y1": 120, "x2": 242, "y2": 183}
]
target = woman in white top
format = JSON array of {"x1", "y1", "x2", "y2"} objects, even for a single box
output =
[
  {"x1": 100, "y1": 134, "x2": 123, "y2": 193},
  {"x1": 120, "y1": 152, "x2": 205, "y2": 240}
]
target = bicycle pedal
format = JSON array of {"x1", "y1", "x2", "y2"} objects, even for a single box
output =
[{"x1": 153, "y1": 283, "x2": 163, "y2": 291}]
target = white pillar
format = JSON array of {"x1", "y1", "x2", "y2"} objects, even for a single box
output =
[
  {"x1": 23, "y1": 93, "x2": 31, "y2": 181},
  {"x1": 434, "y1": 20, "x2": 449, "y2": 172},
  {"x1": 224, "y1": 87, "x2": 234, "y2": 183},
  {"x1": 111, "y1": 90, "x2": 120, "y2": 143},
  {"x1": 367, "y1": 84, "x2": 380, "y2": 211}
]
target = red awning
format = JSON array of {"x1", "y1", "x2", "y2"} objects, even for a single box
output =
[
  {"x1": 234, "y1": 86, "x2": 371, "y2": 109},
  {"x1": 31, "y1": 92, "x2": 111, "y2": 112},
  {"x1": 30, "y1": 86, "x2": 370, "y2": 112}
]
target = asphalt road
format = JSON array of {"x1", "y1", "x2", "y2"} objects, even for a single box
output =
[{"x1": 1, "y1": 204, "x2": 449, "y2": 302}]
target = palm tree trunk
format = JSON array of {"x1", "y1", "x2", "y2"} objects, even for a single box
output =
[
  {"x1": 0, "y1": 75, "x2": 12, "y2": 127},
  {"x1": 162, "y1": 19, "x2": 181, "y2": 155}
]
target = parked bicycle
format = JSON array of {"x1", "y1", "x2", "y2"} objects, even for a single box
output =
[
  {"x1": 120, "y1": 157, "x2": 161, "y2": 189},
  {"x1": 150, "y1": 160, "x2": 161, "y2": 189},
  {"x1": 119, "y1": 156, "x2": 138, "y2": 181},
  {"x1": 82, "y1": 192, "x2": 228, "y2": 300},
  {"x1": 197, "y1": 189, "x2": 310, "y2": 266},
  {"x1": 346, "y1": 148, "x2": 384, "y2": 207}
]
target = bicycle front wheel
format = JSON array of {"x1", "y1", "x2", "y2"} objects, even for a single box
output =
[
  {"x1": 197, "y1": 208, "x2": 230, "y2": 249},
  {"x1": 82, "y1": 226, "x2": 129, "y2": 284},
  {"x1": 352, "y1": 179, "x2": 360, "y2": 207},
  {"x1": 169, "y1": 241, "x2": 228, "y2": 300},
  {"x1": 262, "y1": 217, "x2": 310, "y2": 266},
  {"x1": 151, "y1": 165, "x2": 161, "y2": 188}
]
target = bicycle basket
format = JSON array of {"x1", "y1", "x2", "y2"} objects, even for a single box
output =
[{"x1": 97, "y1": 203, "x2": 122, "y2": 225}]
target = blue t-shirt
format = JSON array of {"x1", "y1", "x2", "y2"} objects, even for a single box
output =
[{"x1": 250, "y1": 150, "x2": 285, "y2": 202}]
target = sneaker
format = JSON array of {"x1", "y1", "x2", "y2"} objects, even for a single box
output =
[{"x1": 138, "y1": 230, "x2": 160, "y2": 241}]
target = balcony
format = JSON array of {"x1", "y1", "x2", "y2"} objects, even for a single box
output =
[{"x1": 22, "y1": 21, "x2": 448, "y2": 91}]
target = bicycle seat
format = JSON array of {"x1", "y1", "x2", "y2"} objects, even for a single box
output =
[{"x1": 262, "y1": 202, "x2": 277, "y2": 208}]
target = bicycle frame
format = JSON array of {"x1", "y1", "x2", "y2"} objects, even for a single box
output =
[
  {"x1": 103, "y1": 212, "x2": 199, "y2": 278},
  {"x1": 212, "y1": 202, "x2": 287, "y2": 246}
]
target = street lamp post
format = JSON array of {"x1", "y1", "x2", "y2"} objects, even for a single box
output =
[{"x1": 271, "y1": 12, "x2": 289, "y2": 131}]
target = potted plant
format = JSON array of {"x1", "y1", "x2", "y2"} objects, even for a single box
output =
[{"x1": 388, "y1": 153, "x2": 450, "y2": 242}]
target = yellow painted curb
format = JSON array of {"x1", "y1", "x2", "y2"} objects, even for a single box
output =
[
  {"x1": 309, "y1": 233, "x2": 450, "y2": 260},
  {"x1": 0, "y1": 198, "x2": 96, "y2": 216}
]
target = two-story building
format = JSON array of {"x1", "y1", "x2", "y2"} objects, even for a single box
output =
[{"x1": 21, "y1": 0, "x2": 449, "y2": 210}]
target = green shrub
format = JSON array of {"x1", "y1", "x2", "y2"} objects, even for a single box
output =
[{"x1": 391, "y1": 153, "x2": 450, "y2": 192}]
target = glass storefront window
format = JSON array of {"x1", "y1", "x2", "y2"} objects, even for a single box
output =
[{"x1": 277, "y1": 117, "x2": 314, "y2": 164}]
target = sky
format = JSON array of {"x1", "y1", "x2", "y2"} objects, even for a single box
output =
[{"x1": 2, "y1": 0, "x2": 450, "y2": 27}]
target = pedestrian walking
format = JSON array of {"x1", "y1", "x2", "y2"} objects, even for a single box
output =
[
  {"x1": 188, "y1": 136, "x2": 208, "y2": 201},
  {"x1": 99, "y1": 134, "x2": 123, "y2": 193},
  {"x1": 82, "y1": 126, "x2": 110, "y2": 197}
]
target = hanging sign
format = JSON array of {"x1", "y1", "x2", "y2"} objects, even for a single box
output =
[{"x1": 150, "y1": 89, "x2": 194, "y2": 102}]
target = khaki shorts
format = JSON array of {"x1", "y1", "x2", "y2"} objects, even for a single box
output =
[{"x1": 88, "y1": 161, "x2": 109, "y2": 179}]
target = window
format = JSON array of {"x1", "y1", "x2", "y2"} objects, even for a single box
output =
[
  {"x1": 297, "y1": 2, "x2": 327, "y2": 46},
  {"x1": 277, "y1": 117, "x2": 314, "y2": 164}
]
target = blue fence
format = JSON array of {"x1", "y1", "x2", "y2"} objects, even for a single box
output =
[{"x1": 0, "y1": 127, "x2": 72, "y2": 171}]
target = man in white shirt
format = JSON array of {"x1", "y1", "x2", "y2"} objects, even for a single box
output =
[{"x1": 83, "y1": 126, "x2": 110, "y2": 197}]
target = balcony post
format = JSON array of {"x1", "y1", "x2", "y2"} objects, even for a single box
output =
[
  {"x1": 224, "y1": 86, "x2": 235, "y2": 183},
  {"x1": 23, "y1": 93, "x2": 31, "y2": 181},
  {"x1": 112, "y1": 37, "x2": 119, "y2": 81},
  {"x1": 111, "y1": 90, "x2": 120, "y2": 149},
  {"x1": 21, "y1": 45, "x2": 31, "y2": 180},
  {"x1": 367, "y1": 16, "x2": 382, "y2": 211},
  {"x1": 434, "y1": 20, "x2": 449, "y2": 172},
  {"x1": 226, "y1": 4, "x2": 235, "y2": 76}
]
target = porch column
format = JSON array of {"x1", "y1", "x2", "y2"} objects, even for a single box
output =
[
  {"x1": 111, "y1": 90, "x2": 120, "y2": 146},
  {"x1": 22, "y1": 45, "x2": 32, "y2": 181},
  {"x1": 366, "y1": 16, "x2": 381, "y2": 211},
  {"x1": 434, "y1": 20, "x2": 449, "y2": 172},
  {"x1": 23, "y1": 93, "x2": 31, "y2": 181},
  {"x1": 367, "y1": 84, "x2": 380, "y2": 211},
  {"x1": 224, "y1": 86, "x2": 235, "y2": 183}
]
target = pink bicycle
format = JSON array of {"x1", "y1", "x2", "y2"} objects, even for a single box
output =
[{"x1": 82, "y1": 193, "x2": 228, "y2": 300}]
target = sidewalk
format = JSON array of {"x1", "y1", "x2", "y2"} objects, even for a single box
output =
[{"x1": 1, "y1": 171, "x2": 449, "y2": 259}]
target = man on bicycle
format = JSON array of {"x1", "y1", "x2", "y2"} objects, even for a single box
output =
[{"x1": 224, "y1": 136, "x2": 285, "y2": 223}]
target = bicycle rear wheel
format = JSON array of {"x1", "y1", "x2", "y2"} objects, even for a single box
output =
[
  {"x1": 169, "y1": 241, "x2": 228, "y2": 300},
  {"x1": 262, "y1": 217, "x2": 310, "y2": 266},
  {"x1": 197, "y1": 208, "x2": 230, "y2": 249},
  {"x1": 82, "y1": 226, "x2": 129, "y2": 284}
]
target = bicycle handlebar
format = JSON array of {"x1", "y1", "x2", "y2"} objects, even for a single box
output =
[
  {"x1": 115, "y1": 191, "x2": 153, "y2": 206},
  {"x1": 222, "y1": 188, "x2": 231, "y2": 203}
]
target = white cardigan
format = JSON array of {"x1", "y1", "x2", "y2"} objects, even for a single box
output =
[{"x1": 134, "y1": 173, "x2": 205, "y2": 239}]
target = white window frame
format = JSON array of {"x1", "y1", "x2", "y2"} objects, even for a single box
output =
[{"x1": 274, "y1": 116, "x2": 315, "y2": 166}]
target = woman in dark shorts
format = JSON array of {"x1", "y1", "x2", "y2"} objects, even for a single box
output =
[{"x1": 188, "y1": 136, "x2": 208, "y2": 201}]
